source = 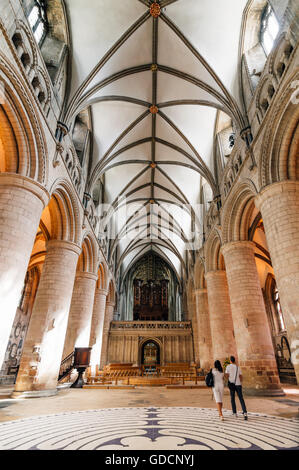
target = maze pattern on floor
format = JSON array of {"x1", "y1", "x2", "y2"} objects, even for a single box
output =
[{"x1": 0, "y1": 407, "x2": 298, "y2": 450}]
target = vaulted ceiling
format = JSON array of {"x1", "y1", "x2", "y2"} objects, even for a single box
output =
[{"x1": 63, "y1": 0, "x2": 248, "y2": 280}]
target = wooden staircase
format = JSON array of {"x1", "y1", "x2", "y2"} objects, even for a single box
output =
[{"x1": 58, "y1": 351, "x2": 75, "y2": 382}]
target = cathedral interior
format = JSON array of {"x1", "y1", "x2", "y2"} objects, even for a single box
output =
[{"x1": 0, "y1": 0, "x2": 298, "y2": 452}]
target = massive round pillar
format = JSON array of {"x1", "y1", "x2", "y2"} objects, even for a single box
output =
[
  {"x1": 256, "y1": 181, "x2": 299, "y2": 384},
  {"x1": 0, "y1": 174, "x2": 49, "y2": 369},
  {"x1": 62, "y1": 272, "x2": 98, "y2": 359},
  {"x1": 205, "y1": 270, "x2": 237, "y2": 364},
  {"x1": 222, "y1": 241, "x2": 283, "y2": 395},
  {"x1": 14, "y1": 240, "x2": 81, "y2": 396},
  {"x1": 89, "y1": 288, "x2": 108, "y2": 374},
  {"x1": 99, "y1": 301, "x2": 115, "y2": 368},
  {"x1": 194, "y1": 288, "x2": 213, "y2": 371}
]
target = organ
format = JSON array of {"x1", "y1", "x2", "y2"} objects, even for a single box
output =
[{"x1": 133, "y1": 278, "x2": 169, "y2": 321}]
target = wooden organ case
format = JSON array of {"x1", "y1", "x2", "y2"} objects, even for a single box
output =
[{"x1": 133, "y1": 278, "x2": 169, "y2": 321}]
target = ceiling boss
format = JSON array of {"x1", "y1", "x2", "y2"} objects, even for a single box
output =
[
  {"x1": 150, "y1": 3, "x2": 161, "y2": 18},
  {"x1": 149, "y1": 105, "x2": 159, "y2": 114}
]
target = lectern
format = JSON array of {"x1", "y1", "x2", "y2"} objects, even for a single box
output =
[{"x1": 71, "y1": 347, "x2": 92, "y2": 388}]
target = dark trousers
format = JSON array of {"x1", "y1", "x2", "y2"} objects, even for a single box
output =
[{"x1": 229, "y1": 385, "x2": 247, "y2": 414}]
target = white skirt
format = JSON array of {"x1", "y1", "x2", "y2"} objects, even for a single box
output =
[{"x1": 212, "y1": 386, "x2": 224, "y2": 403}]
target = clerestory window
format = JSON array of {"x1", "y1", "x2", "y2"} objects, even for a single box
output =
[
  {"x1": 28, "y1": 1, "x2": 48, "y2": 45},
  {"x1": 260, "y1": 3, "x2": 279, "y2": 56}
]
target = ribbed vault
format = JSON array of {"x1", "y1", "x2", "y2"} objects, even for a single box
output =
[{"x1": 63, "y1": 0, "x2": 248, "y2": 281}]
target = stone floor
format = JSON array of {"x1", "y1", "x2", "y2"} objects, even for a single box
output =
[{"x1": 0, "y1": 385, "x2": 298, "y2": 450}]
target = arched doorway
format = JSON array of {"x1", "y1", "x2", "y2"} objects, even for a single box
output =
[{"x1": 141, "y1": 340, "x2": 160, "y2": 375}]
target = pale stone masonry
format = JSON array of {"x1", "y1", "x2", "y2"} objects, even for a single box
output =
[
  {"x1": 222, "y1": 241, "x2": 282, "y2": 394},
  {"x1": 0, "y1": 0, "x2": 298, "y2": 395},
  {"x1": 256, "y1": 181, "x2": 299, "y2": 384},
  {"x1": 194, "y1": 288, "x2": 213, "y2": 371},
  {"x1": 0, "y1": 174, "x2": 49, "y2": 369},
  {"x1": 205, "y1": 270, "x2": 237, "y2": 364},
  {"x1": 89, "y1": 288, "x2": 108, "y2": 374},
  {"x1": 62, "y1": 271, "x2": 98, "y2": 359},
  {"x1": 14, "y1": 240, "x2": 81, "y2": 395},
  {"x1": 100, "y1": 301, "x2": 116, "y2": 368}
]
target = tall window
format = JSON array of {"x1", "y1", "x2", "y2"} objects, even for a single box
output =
[
  {"x1": 272, "y1": 281, "x2": 285, "y2": 332},
  {"x1": 260, "y1": 3, "x2": 279, "y2": 55},
  {"x1": 28, "y1": 1, "x2": 48, "y2": 45}
]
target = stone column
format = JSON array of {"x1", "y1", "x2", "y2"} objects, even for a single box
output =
[
  {"x1": 194, "y1": 288, "x2": 213, "y2": 371},
  {"x1": 0, "y1": 174, "x2": 49, "y2": 369},
  {"x1": 99, "y1": 301, "x2": 115, "y2": 368},
  {"x1": 14, "y1": 240, "x2": 81, "y2": 397},
  {"x1": 89, "y1": 288, "x2": 108, "y2": 374},
  {"x1": 188, "y1": 292, "x2": 200, "y2": 363},
  {"x1": 205, "y1": 270, "x2": 237, "y2": 364},
  {"x1": 62, "y1": 272, "x2": 98, "y2": 359},
  {"x1": 222, "y1": 241, "x2": 282, "y2": 395},
  {"x1": 256, "y1": 181, "x2": 299, "y2": 384}
]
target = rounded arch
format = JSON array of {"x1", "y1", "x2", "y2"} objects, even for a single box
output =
[
  {"x1": 259, "y1": 72, "x2": 299, "y2": 187},
  {"x1": 204, "y1": 229, "x2": 225, "y2": 272},
  {"x1": 0, "y1": 104, "x2": 18, "y2": 173},
  {"x1": 194, "y1": 256, "x2": 206, "y2": 289},
  {"x1": 0, "y1": 54, "x2": 48, "y2": 183},
  {"x1": 139, "y1": 337, "x2": 162, "y2": 367},
  {"x1": 77, "y1": 232, "x2": 98, "y2": 274},
  {"x1": 96, "y1": 262, "x2": 108, "y2": 290},
  {"x1": 222, "y1": 180, "x2": 258, "y2": 244},
  {"x1": 186, "y1": 276, "x2": 196, "y2": 322},
  {"x1": 107, "y1": 279, "x2": 116, "y2": 303},
  {"x1": 48, "y1": 178, "x2": 82, "y2": 244}
]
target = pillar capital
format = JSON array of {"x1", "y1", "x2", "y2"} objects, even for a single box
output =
[
  {"x1": 221, "y1": 240, "x2": 255, "y2": 256},
  {"x1": 96, "y1": 288, "x2": 109, "y2": 296},
  {"x1": 46, "y1": 239, "x2": 81, "y2": 256},
  {"x1": 75, "y1": 271, "x2": 98, "y2": 282},
  {"x1": 106, "y1": 301, "x2": 115, "y2": 308},
  {"x1": 205, "y1": 269, "x2": 226, "y2": 280},
  {"x1": 194, "y1": 288, "x2": 207, "y2": 295},
  {"x1": 0, "y1": 173, "x2": 50, "y2": 207},
  {"x1": 255, "y1": 180, "x2": 299, "y2": 210}
]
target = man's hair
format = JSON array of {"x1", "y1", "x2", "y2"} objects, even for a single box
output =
[{"x1": 230, "y1": 356, "x2": 236, "y2": 363}]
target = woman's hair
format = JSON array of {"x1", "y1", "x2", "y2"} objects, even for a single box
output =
[{"x1": 214, "y1": 360, "x2": 223, "y2": 372}]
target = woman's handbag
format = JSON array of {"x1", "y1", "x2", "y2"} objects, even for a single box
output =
[{"x1": 228, "y1": 366, "x2": 238, "y2": 391}]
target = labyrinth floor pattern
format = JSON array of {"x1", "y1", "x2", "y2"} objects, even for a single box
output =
[{"x1": 0, "y1": 407, "x2": 298, "y2": 450}]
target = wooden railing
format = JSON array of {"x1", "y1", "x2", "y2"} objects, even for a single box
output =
[{"x1": 58, "y1": 351, "x2": 75, "y2": 382}]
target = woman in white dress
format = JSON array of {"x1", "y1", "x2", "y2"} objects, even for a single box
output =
[{"x1": 212, "y1": 360, "x2": 224, "y2": 420}]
